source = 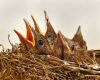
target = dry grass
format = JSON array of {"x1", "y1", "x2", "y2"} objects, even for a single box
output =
[{"x1": 0, "y1": 44, "x2": 99, "y2": 80}]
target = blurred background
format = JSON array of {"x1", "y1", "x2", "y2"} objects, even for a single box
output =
[{"x1": 0, "y1": 0, "x2": 100, "y2": 50}]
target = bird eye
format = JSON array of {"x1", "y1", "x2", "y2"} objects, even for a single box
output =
[
  {"x1": 71, "y1": 45, "x2": 75, "y2": 51},
  {"x1": 38, "y1": 39, "x2": 44, "y2": 46}
]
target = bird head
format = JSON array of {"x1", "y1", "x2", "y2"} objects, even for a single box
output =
[
  {"x1": 72, "y1": 26, "x2": 87, "y2": 51},
  {"x1": 31, "y1": 27, "x2": 52, "y2": 55}
]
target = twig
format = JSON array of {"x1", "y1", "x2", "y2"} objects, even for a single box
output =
[
  {"x1": 0, "y1": 44, "x2": 4, "y2": 52},
  {"x1": 8, "y1": 34, "x2": 13, "y2": 48},
  {"x1": 67, "y1": 66, "x2": 100, "y2": 75}
]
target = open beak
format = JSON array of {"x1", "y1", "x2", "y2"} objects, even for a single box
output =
[
  {"x1": 14, "y1": 19, "x2": 35, "y2": 49},
  {"x1": 57, "y1": 31, "x2": 71, "y2": 53},
  {"x1": 53, "y1": 31, "x2": 71, "y2": 59},
  {"x1": 14, "y1": 30, "x2": 34, "y2": 49},
  {"x1": 23, "y1": 19, "x2": 34, "y2": 42}
]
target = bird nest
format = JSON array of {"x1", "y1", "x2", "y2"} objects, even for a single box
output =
[
  {"x1": 0, "y1": 44, "x2": 99, "y2": 80},
  {"x1": 0, "y1": 11, "x2": 100, "y2": 80}
]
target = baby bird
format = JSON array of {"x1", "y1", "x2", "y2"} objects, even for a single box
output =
[
  {"x1": 14, "y1": 16, "x2": 52, "y2": 55},
  {"x1": 44, "y1": 11, "x2": 57, "y2": 50},
  {"x1": 31, "y1": 15, "x2": 53, "y2": 55}
]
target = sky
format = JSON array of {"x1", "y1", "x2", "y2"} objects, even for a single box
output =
[{"x1": 0, "y1": 0, "x2": 100, "y2": 50}]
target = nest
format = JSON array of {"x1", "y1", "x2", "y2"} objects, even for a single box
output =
[{"x1": 0, "y1": 44, "x2": 99, "y2": 80}]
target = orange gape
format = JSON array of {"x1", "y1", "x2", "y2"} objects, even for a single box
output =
[
  {"x1": 14, "y1": 30, "x2": 34, "y2": 49},
  {"x1": 24, "y1": 19, "x2": 34, "y2": 42},
  {"x1": 14, "y1": 19, "x2": 35, "y2": 49}
]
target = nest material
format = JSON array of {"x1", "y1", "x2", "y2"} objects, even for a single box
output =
[{"x1": 0, "y1": 44, "x2": 99, "y2": 80}]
